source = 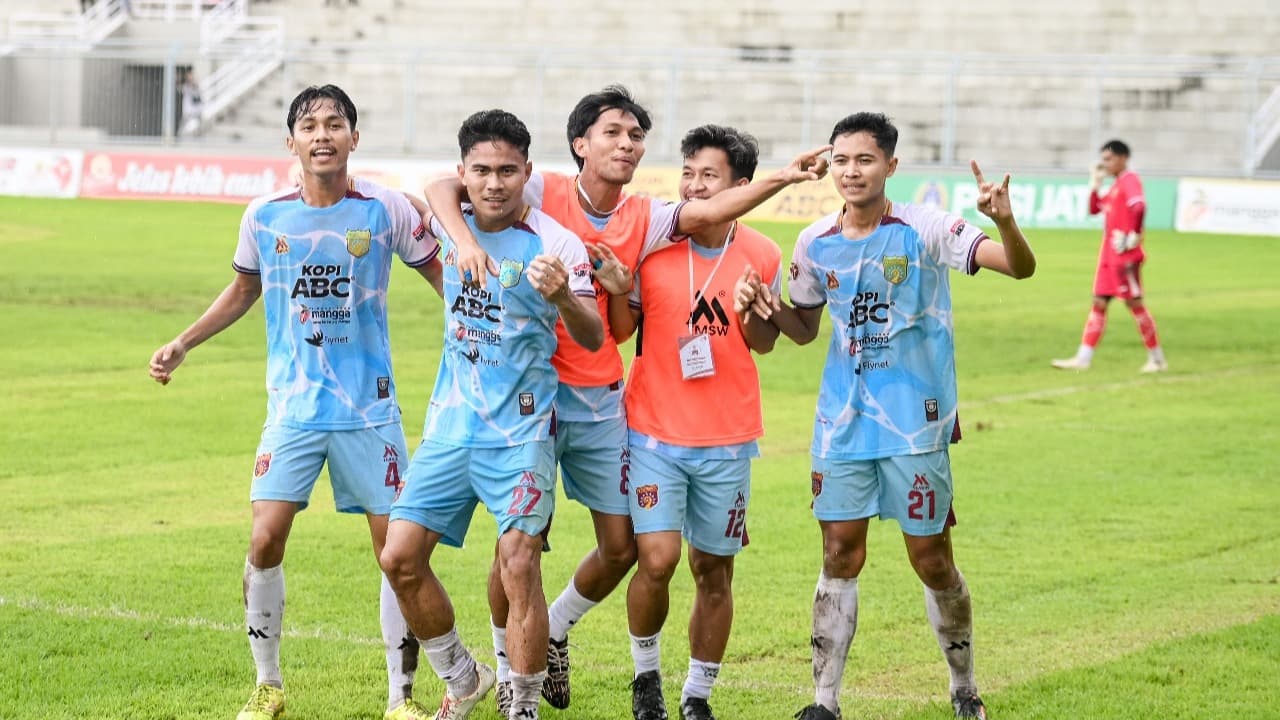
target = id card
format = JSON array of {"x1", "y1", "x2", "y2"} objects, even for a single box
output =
[{"x1": 678, "y1": 333, "x2": 715, "y2": 380}]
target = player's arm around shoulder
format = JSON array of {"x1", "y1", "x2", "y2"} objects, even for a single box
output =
[{"x1": 969, "y1": 160, "x2": 1036, "y2": 279}]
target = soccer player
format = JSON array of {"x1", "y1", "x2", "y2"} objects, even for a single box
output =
[
  {"x1": 147, "y1": 85, "x2": 443, "y2": 720},
  {"x1": 424, "y1": 85, "x2": 829, "y2": 713},
  {"x1": 599, "y1": 124, "x2": 781, "y2": 720},
  {"x1": 734, "y1": 112, "x2": 1036, "y2": 720},
  {"x1": 1051, "y1": 139, "x2": 1167, "y2": 372},
  {"x1": 378, "y1": 109, "x2": 603, "y2": 720}
]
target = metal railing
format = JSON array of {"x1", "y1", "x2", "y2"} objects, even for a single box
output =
[{"x1": 8, "y1": 0, "x2": 127, "y2": 48}]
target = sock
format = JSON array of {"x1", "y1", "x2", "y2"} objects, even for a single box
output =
[
  {"x1": 422, "y1": 628, "x2": 478, "y2": 699},
  {"x1": 1129, "y1": 306, "x2": 1161, "y2": 350},
  {"x1": 509, "y1": 670, "x2": 545, "y2": 718},
  {"x1": 491, "y1": 619, "x2": 511, "y2": 682},
  {"x1": 381, "y1": 573, "x2": 417, "y2": 710},
  {"x1": 812, "y1": 572, "x2": 858, "y2": 715},
  {"x1": 924, "y1": 573, "x2": 977, "y2": 695},
  {"x1": 1081, "y1": 306, "x2": 1107, "y2": 350},
  {"x1": 548, "y1": 581, "x2": 599, "y2": 642},
  {"x1": 630, "y1": 631, "x2": 662, "y2": 676},
  {"x1": 244, "y1": 559, "x2": 285, "y2": 689},
  {"x1": 681, "y1": 658, "x2": 720, "y2": 703}
]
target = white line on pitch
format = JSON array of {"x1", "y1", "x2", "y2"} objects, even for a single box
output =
[{"x1": 962, "y1": 365, "x2": 1267, "y2": 410}]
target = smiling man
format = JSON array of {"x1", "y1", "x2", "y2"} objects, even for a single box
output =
[
  {"x1": 147, "y1": 84, "x2": 443, "y2": 720},
  {"x1": 379, "y1": 109, "x2": 602, "y2": 720}
]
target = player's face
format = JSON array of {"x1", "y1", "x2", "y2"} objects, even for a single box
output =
[
  {"x1": 679, "y1": 147, "x2": 748, "y2": 201},
  {"x1": 287, "y1": 98, "x2": 358, "y2": 177},
  {"x1": 1100, "y1": 149, "x2": 1126, "y2": 176},
  {"x1": 830, "y1": 131, "x2": 897, "y2": 208},
  {"x1": 574, "y1": 108, "x2": 646, "y2": 185},
  {"x1": 458, "y1": 140, "x2": 531, "y2": 231}
]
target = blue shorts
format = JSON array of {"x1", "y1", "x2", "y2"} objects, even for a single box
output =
[
  {"x1": 810, "y1": 450, "x2": 956, "y2": 537},
  {"x1": 391, "y1": 438, "x2": 556, "y2": 548},
  {"x1": 555, "y1": 415, "x2": 630, "y2": 516},
  {"x1": 249, "y1": 422, "x2": 408, "y2": 515},
  {"x1": 628, "y1": 445, "x2": 752, "y2": 556}
]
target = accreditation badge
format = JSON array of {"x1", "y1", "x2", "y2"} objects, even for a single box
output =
[{"x1": 677, "y1": 333, "x2": 715, "y2": 380}]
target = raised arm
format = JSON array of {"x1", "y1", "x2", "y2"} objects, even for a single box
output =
[
  {"x1": 970, "y1": 160, "x2": 1036, "y2": 279},
  {"x1": 587, "y1": 242, "x2": 638, "y2": 343},
  {"x1": 674, "y1": 145, "x2": 831, "y2": 235},
  {"x1": 149, "y1": 272, "x2": 262, "y2": 385},
  {"x1": 423, "y1": 174, "x2": 496, "y2": 285}
]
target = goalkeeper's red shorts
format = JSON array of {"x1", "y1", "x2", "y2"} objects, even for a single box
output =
[{"x1": 1093, "y1": 261, "x2": 1144, "y2": 300}]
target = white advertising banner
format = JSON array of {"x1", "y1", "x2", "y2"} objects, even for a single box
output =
[
  {"x1": 1176, "y1": 177, "x2": 1280, "y2": 236},
  {"x1": 0, "y1": 147, "x2": 84, "y2": 198}
]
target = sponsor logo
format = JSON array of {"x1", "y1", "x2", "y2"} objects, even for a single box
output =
[
  {"x1": 253, "y1": 452, "x2": 272, "y2": 478},
  {"x1": 450, "y1": 284, "x2": 502, "y2": 323},
  {"x1": 882, "y1": 255, "x2": 908, "y2": 284},
  {"x1": 453, "y1": 323, "x2": 503, "y2": 346},
  {"x1": 383, "y1": 445, "x2": 399, "y2": 461},
  {"x1": 734, "y1": 490, "x2": 747, "y2": 509},
  {"x1": 810, "y1": 471, "x2": 824, "y2": 497},
  {"x1": 297, "y1": 304, "x2": 351, "y2": 324},
  {"x1": 292, "y1": 264, "x2": 351, "y2": 299},
  {"x1": 462, "y1": 344, "x2": 482, "y2": 364},
  {"x1": 412, "y1": 223, "x2": 427, "y2": 242},
  {"x1": 304, "y1": 329, "x2": 348, "y2": 347},
  {"x1": 518, "y1": 392, "x2": 535, "y2": 416},
  {"x1": 826, "y1": 270, "x2": 840, "y2": 289},
  {"x1": 572, "y1": 261, "x2": 591, "y2": 279},
  {"x1": 275, "y1": 235, "x2": 289, "y2": 254},
  {"x1": 519, "y1": 470, "x2": 537, "y2": 488},
  {"x1": 789, "y1": 262, "x2": 800, "y2": 281},
  {"x1": 913, "y1": 473, "x2": 930, "y2": 490},
  {"x1": 848, "y1": 331, "x2": 891, "y2": 356},
  {"x1": 377, "y1": 376, "x2": 390, "y2": 399},
  {"x1": 346, "y1": 228, "x2": 371, "y2": 257},
  {"x1": 499, "y1": 258, "x2": 525, "y2": 288},
  {"x1": 636, "y1": 483, "x2": 659, "y2": 509},
  {"x1": 924, "y1": 398, "x2": 939, "y2": 422},
  {"x1": 949, "y1": 219, "x2": 967, "y2": 236},
  {"x1": 687, "y1": 291, "x2": 731, "y2": 336},
  {"x1": 849, "y1": 291, "x2": 891, "y2": 328}
]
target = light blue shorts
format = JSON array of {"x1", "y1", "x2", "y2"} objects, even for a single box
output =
[
  {"x1": 555, "y1": 415, "x2": 630, "y2": 516},
  {"x1": 391, "y1": 438, "x2": 556, "y2": 548},
  {"x1": 628, "y1": 445, "x2": 752, "y2": 556},
  {"x1": 810, "y1": 450, "x2": 956, "y2": 537},
  {"x1": 249, "y1": 422, "x2": 408, "y2": 515}
]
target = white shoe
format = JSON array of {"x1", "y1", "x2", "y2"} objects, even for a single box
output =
[
  {"x1": 1140, "y1": 358, "x2": 1168, "y2": 373},
  {"x1": 1051, "y1": 356, "x2": 1091, "y2": 370},
  {"x1": 431, "y1": 662, "x2": 496, "y2": 720}
]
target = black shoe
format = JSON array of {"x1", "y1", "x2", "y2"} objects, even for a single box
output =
[
  {"x1": 951, "y1": 691, "x2": 988, "y2": 719},
  {"x1": 794, "y1": 703, "x2": 840, "y2": 720},
  {"x1": 679, "y1": 697, "x2": 716, "y2": 720},
  {"x1": 541, "y1": 637, "x2": 570, "y2": 709},
  {"x1": 630, "y1": 670, "x2": 668, "y2": 720}
]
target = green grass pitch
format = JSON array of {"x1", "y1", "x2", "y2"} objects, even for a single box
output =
[{"x1": 0, "y1": 196, "x2": 1277, "y2": 719}]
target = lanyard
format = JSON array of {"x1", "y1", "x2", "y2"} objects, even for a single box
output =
[
  {"x1": 687, "y1": 223, "x2": 735, "y2": 333},
  {"x1": 576, "y1": 176, "x2": 628, "y2": 216}
]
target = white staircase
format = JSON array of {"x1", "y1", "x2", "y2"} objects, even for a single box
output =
[
  {"x1": 196, "y1": 0, "x2": 284, "y2": 122},
  {"x1": 1248, "y1": 83, "x2": 1280, "y2": 174},
  {"x1": 7, "y1": 0, "x2": 127, "y2": 48}
]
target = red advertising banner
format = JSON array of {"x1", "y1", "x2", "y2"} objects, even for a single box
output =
[{"x1": 80, "y1": 152, "x2": 295, "y2": 203}]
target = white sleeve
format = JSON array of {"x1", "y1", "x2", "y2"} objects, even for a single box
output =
[
  {"x1": 765, "y1": 256, "x2": 783, "y2": 298},
  {"x1": 628, "y1": 269, "x2": 643, "y2": 308},
  {"x1": 523, "y1": 171, "x2": 546, "y2": 209},
  {"x1": 639, "y1": 199, "x2": 687, "y2": 260},
  {"x1": 787, "y1": 232, "x2": 825, "y2": 308},
  {"x1": 914, "y1": 205, "x2": 987, "y2": 275},
  {"x1": 551, "y1": 229, "x2": 596, "y2": 298},
  {"x1": 378, "y1": 186, "x2": 437, "y2": 267},
  {"x1": 232, "y1": 204, "x2": 261, "y2": 274}
]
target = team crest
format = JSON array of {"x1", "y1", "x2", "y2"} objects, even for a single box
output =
[
  {"x1": 253, "y1": 452, "x2": 272, "y2": 478},
  {"x1": 636, "y1": 483, "x2": 659, "y2": 509},
  {"x1": 883, "y1": 255, "x2": 909, "y2": 284},
  {"x1": 499, "y1": 258, "x2": 525, "y2": 288},
  {"x1": 810, "y1": 471, "x2": 824, "y2": 497},
  {"x1": 789, "y1": 262, "x2": 800, "y2": 281},
  {"x1": 826, "y1": 271, "x2": 840, "y2": 289},
  {"x1": 274, "y1": 235, "x2": 289, "y2": 254},
  {"x1": 346, "y1": 228, "x2": 371, "y2": 257}
]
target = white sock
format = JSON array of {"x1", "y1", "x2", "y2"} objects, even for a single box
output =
[
  {"x1": 630, "y1": 631, "x2": 662, "y2": 676},
  {"x1": 244, "y1": 559, "x2": 285, "y2": 689},
  {"x1": 1149, "y1": 346, "x2": 1166, "y2": 364},
  {"x1": 422, "y1": 628, "x2": 478, "y2": 699},
  {"x1": 925, "y1": 573, "x2": 976, "y2": 695},
  {"x1": 681, "y1": 658, "x2": 720, "y2": 702},
  {"x1": 812, "y1": 572, "x2": 858, "y2": 715},
  {"x1": 509, "y1": 670, "x2": 545, "y2": 718},
  {"x1": 1077, "y1": 344, "x2": 1095, "y2": 362},
  {"x1": 548, "y1": 581, "x2": 599, "y2": 642},
  {"x1": 381, "y1": 573, "x2": 417, "y2": 710},
  {"x1": 491, "y1": 619, "x2": 511, "y2": 682}
]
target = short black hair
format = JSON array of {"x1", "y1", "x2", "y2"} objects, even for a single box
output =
[
  {"x1": 680, "y1": 124, "x2": 759, "y2": 181},
  {"x1": 1101, "y1": 139, "x2": 1131, "y2": 157},
  {"x1": 829, "y1": 112, "x2": 898, "y2": 157},
  {"x1": 566, "y1": 84, "x2": 653, "y2": 169},
  {"x1": 458, "y1": 109, "x2": 532, "y2": 160},
  {"x1": 286, "y1": 85, "x2": 357, "y2": 132}
]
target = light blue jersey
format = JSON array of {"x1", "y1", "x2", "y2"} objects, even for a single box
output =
[
  {"x1": 789, "y1": 202, "x2": 989, "y2": 460},
  {"x1": 424, "y1": 208, "x2": 594, "y2": 448},
  {"x1": 232, "y1": 178, "x2": 435, "y2": 431}
]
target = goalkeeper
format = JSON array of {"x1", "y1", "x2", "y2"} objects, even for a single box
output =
[{"x1": 1052, "y1": 139, "x2": 1167, "y2": 373}]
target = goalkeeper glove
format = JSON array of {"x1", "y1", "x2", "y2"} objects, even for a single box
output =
[
  {"x1": 1089, "y1": 163, "x2": 1106, "y2": 191},
  {"x1": 1110, "y1": 229, "x2": 1140, "y2": 253}
]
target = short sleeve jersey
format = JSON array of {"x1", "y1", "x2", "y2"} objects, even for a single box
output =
[
  {"x1": 788, "y1": 202, "x2": 987, "y2": 460},
  {"x1": 424, "y1": 207, "x2": 594, "y2": 448},
  {"x1": 232, "y1": 178, "x2": 435, "y2": 430},
  {"x1": 525, "y1": 171, "x2": 683, "y2": 418},
  {"x1": 1094, "y1": 170, "x2": 1146, "y2": 265}
]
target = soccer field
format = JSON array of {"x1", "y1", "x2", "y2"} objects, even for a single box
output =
[{"x1": 1, "y1": 196, "x2": 1277, "y2": 720}]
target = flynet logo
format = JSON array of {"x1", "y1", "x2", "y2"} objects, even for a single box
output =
[{"x1": 687, "y1": 291, "x2": 730, "y2": 336}]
